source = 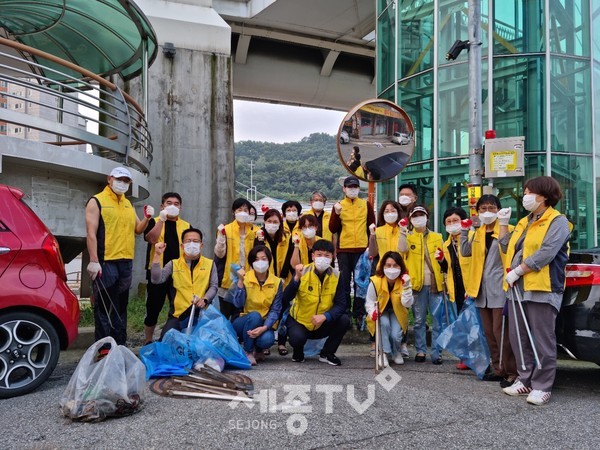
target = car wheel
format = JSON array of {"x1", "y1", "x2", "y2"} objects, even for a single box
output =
[{"x1": 0, "y1": 312, "x2": 60, "y2": 399}]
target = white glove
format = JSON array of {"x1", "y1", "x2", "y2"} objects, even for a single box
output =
[
  {"x1": 498, "y1": 207, "x2": 512, "y2": 226},
  {"x1": 216, "y1": 224, "x2": 226, "y2": 244},
  {"x1": 369, "y1": 224, "x2": 376, "y2": 235},
  {"x1": 143, "y1": 205, "x2": 154, "y2": 219},
  {"x1": 256, "y1": 229, "x2": 264, "y2": 241},
  {"x1": 398, "y1": 218, "x2": 409, "y2": 235},
  {"x1": 334, "y1": 202, "x2": 342, "y2": 214},
  {"x1": 87, "y1": 261, "x2": 102, "y2": 280},
  {"x1": 401, "y1": 275, "x2": 414, "y2": 307},
  {"x1": 158, "y1": 209, "x2": 168, "y2": 222},
  {"x1": 505, "y1": 265, "x2": 524, "y2": 287},
  {"x1": 292, "y1": 235, "x2": 300, "y2": 247}
]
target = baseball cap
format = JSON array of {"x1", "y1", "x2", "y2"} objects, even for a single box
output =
[
  {"x1": 343, "y1": 176, "x2": 360, "y2": 187},
  {"x1": 109, "y1": 167, "x2": 132, "y2": 180},
  {"x1": 409, "y1": 205, "x2": 429, "y2": 217}
]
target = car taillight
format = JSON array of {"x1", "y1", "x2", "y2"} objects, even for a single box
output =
[
  {"x1": 42, "y1": 235, "x2": 67, "y2": 281},
  {"x1": 565, "y1": 264, "x2": 600, "y2": 287}
]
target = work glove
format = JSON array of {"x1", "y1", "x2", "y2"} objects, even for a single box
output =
[
  {"x1": 333, "y1": 202, "x2": 342, "y2": 214},
  {"x1": 434, "y1": 247, "x2": 444, "y2": 261},
  {"x1": 369, "y1": 224, "x2": 376, "y2": 235},
  {"x1": 461, "y1": 218, "x2": 472, "y2": 230},
  {"x1": 216, "y1": 224, "x2": 226, "y2": 244},
  {"x1": 399, "y1": 217, "x2": 409, "y2": 235},
  {"x1": 87, "y1": 261, "x2": 102, "y2": 280},
  {"x1": 158, "y1": 210, "x2": 169, "y2": 222},
  {"x1": 256, "y1": 229, "x2": 264, "y2": 241},
  {"x1": 498, "y1": 207, "x2": 512, "y2": 226},
  {"x1": 505, "y1": 266, "x2": 524, "y2": 287},
  {"x1": 371, "y1": 310, "x2": 380, "y2": 321},
  {"x1": 143, "y1": 205, "x2": 154, "y2": 219},
  {"x1": 292, "y1": 234, "x2": 300, "y2": 247}
]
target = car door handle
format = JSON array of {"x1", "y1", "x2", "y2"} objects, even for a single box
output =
[{"x1": 0, "y1": 247, "x2": 10, "y2": 255}]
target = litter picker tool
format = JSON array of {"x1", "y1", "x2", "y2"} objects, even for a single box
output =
[
  {"x1": 374, "y1": 302, "x2": 383, "y2": 373},
  {"x1": 511, "y1": 284, "x2": 542, "y2": 370},
  {"x1": 508, "y1": 287, "x2": 526, "y2": 371}
]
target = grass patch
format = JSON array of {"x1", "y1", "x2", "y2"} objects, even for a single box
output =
[{"x1": 78, "y1": 295, "x2": 169, "y2": 334}]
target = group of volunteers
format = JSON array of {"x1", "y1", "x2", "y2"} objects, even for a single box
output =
[{"x1": 86, "y1": 167, "x2": 570, "y2": 406}]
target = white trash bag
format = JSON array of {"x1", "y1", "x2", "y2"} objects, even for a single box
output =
[{"x1": 60, "y1": 337, "x2": 146, "y2": 422}]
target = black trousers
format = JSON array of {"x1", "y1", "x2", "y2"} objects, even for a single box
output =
[
  {"x1": 144, "y1": 277, "x2": 172, "y2": 327},
  {"x1": 286, "y1": 314, "x2": 350, "y2": 356},
  {"x1": 337, "y1": 252, "x2": 366, "y2": 319}
]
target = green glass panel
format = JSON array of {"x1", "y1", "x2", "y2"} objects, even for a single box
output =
[
  {"x1": 396, "y1": 161, "x2": 436, "y2": 211},
  {"x1": 494, "y1": 0, "x2": 545, "y2": 54},
  {"x1": 550, "y1": 57, "x2": 591, "y2": 153},
  {"x1": 549, "y1": 0, "x2": 590, "y2": 56},
  {"x1": 438, "y1": 0, "x2": 469, "y2": 66},
  {"x1": 551, "y1": 154, "x2": 594, "y2": 249},
  {"x1": 492, "y1": 56, "x2": 545, "y2": 152},
  {"x1": 398, "y1": 70, "x2": 434, "y2": 162},
  {"x1": 376, "y1": 179, "x2": 397, "y2": 204},
  {"x1": 438, "y1": 157, "x2": 470, "y2": 231},
  {"x1": 398, "y1": 0, "x2": 434, "y2": 77},
  {"x1": 377, "y1": 4, "x2": 395, "y2": 94},
  {"x1": 438, "y1": 64, "x2": 470, "y2": 158}
]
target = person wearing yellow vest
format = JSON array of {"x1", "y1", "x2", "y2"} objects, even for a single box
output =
[
  {"x1": 499, "y1": 176, "x2": 570, "y2": 406},
  {"x1": 368, "y1": 200, "x2": 403, "y2": 259},
  {"x1": 143, "y1": 192, "x2": 191, "y2": 344},
  {"x1": 231, "y1": 246, "x2": 283, "y2": 366},
  {"x1": 398, "y1": 205, "x2": 444, "y2": 364},
  {"x1": 329, "y1": 175, "x2": 376, "y2": 329},
  {"x1": 290, "y1": 214, "x2": 322, "y2": 267},
  {"x1": 437, "y1": 207, "x2": 472, "y2": 370},
  {"x1": 365, "y1": 251, "x2": 413, "y2": 367},
  {"x1": 283, "y1": 239, "x2": 350, "y2": 365},
  {"x1": 151, "y1": 228, "x2": 218, "y2": 339},
  {"x1": 305, "y1": 190, "x2": 334, "y2": 242},
  {"x1": 85, "y1": 166, "x2": 151, "y2": 345},
  {"x1": 214, "y1": 198, "x2": 257, "y2": 319},
  {"x1": 281, "y1": 200, "x2": 302, "y2": 237},
  {"x1": 460, "y1": 195, "x2": 518, "y2": 385}
]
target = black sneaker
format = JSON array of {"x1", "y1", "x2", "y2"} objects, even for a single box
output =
[
  {"x1": 291, "y1": 351, "x2": 305, "y2": 363},
  {"x1": 319, "y1": 352, "x2": 342, "y2": 366},
  {"x1": 500, "y1": 378, "x2": 514, "y2": 388},
  {"x1": 432, "y1": 357, "x2": 443, "y2": 365}
]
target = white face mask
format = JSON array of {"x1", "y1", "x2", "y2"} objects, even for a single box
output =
[
  {"x1": 398, "y1": 195, "x2": 412, "y2": 207},
  {"x1": 411, "y1": 216, "x2": 428, "y2": 229},
  {"x1": 184, "y1": 242, "x2": 201, "y2": 257},
  {"x1": 479, "y1": 211, "x2": 498, "y2": 225},
  {"x1": 314, "y1": 256, "x2": 332, "y2": 272},
  {"x1": 312, "y1": 201, "x2": 324, "y2": 211},
  {"x1": 383, "y1": 212, "x2": 398, "y2": 224},
  {"x1": 264, "y1": 223, "x2": 279, "y2": 235},
  {"x1": 164, "y1": 205, "x2": 180, "y2": 217},
  {"x1": 445, "y1": 223, "x2": 462, "y2": 236},
  {"x1": 302, "y1": 227, "x2": 316, "y2": 239},
  {"x1": 346, "y1": 188, "x2": 360, "y2": 199},
  {"x1": 235, "y1": 211, "x2": 250, "y2": 223},
  {"x1": 522, "y1": 194, "x2": 541, "y2": 212},
  {"x1": 252, "y1": 260, "x2": 270, "y2": 274},
  {"x1": 286, "y1": 211, "x2": 298, "y2": 222},
  {"x1": 383, "y1": 268, "x2": 401, "y2": 280},
  {"x1": 111, "y1": 180, "x2": 129, "y2": 195}
]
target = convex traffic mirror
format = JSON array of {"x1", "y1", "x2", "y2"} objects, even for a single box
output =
[{"x1": 337, "y1": 99, "x2": 415, "y2": 182}]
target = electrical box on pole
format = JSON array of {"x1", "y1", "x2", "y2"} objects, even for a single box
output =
[{"x1": 484, "y1": 136, "x2": 525, "y2": 178}]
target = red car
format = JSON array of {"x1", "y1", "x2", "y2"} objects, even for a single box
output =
[{"x1": 0, "y1": 184, "x2": 79, "y2": 398}]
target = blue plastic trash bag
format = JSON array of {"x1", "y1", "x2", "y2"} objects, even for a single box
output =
[
  {"x1": 223, "y1": 263, "x2": 242, "y2": 304},
  {"x1": 436, "y1": 297, "x2": 491, "y2": 379},
  {"x1": 434, "y1": 292, "x2": 458, "y2": 332},
  {"x1": 138, "y1": 338, "x2": 190, "y2": 379},
  {"x1": 354, "y1": 250, "x2": 371, "y2": 299}
]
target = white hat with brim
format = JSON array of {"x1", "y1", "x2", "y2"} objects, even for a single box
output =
[{"x1": 109, "y1": 167, "x2": 132, "y2": 179}]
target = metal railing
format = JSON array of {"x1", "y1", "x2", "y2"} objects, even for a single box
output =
[{"x1": 0, "y1": 37, "x2": 152, "y2": 174}]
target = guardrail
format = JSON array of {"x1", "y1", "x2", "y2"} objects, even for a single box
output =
[{"x1": 0, "y1": 37, "x2": 152, "y2": 174}]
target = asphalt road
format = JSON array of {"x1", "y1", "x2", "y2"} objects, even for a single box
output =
[{"x1": 2, "y1": 344, "x2": 600, "y2": 449}]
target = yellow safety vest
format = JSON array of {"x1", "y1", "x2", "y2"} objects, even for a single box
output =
[
  {"x1": 241, "y1": 270, "x2": 282, "y2": 328},
  {"x1": 93, "y1": 185, "x2": 136, "y2": 261},
  {"x1": 365, "y1": 275, "x2": 409, "y2": 336},
  {"x1": 290, "y1": 265, "x2": 339, "y2": 331},
  {"x1": 442, "y1": 234, "x2": 472, "y2": 303},
  {"x1": 297, "y1": 235, "x2": 322, "y2": 265},
  {"x1": 464, "y1": 222, "x2": 513, "y2": 298},
  {"x1": 504, "y1": 207, "x2": 564, "y2": 292},
  {"x1": 220, "y1": 221, "x2": 256, "y2": 289},
  {"x1": 264, "y1": 234, "x2": 290, "y2": 278},
  {"x1": 401, "y1": 230, "x2": 444, "y2": 292},
  {"x1": 374, "y1": 223, "x2": 400, "y2": 257},
  {"x1": 147, "y1": 218, "x2": 191, "y2": 269},
  {"x1": 171, "y1": 255, "x2": 213, "y2": 318},
  {"x1": 338, "y1": 197, "x2": 368, "y2": 249},
  {"x1": 305, "y1": 209, "x2": 333, "y2": 241}
]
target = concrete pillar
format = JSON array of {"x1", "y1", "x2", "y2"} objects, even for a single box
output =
[{"x1": 129, "y1": 0, "x2": 234, "y2": 293}]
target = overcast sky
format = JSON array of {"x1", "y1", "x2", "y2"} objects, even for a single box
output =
[{"x1": 233, "y1": 99, "x2": 346, "y2": 143}]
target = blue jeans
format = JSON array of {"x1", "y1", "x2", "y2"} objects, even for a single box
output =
[
  {"x1": 232, "y1": 311, "x2": 275, "y2": 352},
  {"x1": 412, "y1": 288, "x2": 443, "y2": 360},
  {"x1": 93, "y1": 260, "x2": 132, "y2": 345},
  {"x1": 380, "y1": 309, "x2": 403, "y2": 356}
]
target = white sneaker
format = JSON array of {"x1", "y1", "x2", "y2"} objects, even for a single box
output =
[
  {"x1": 502, "y1": 380, "x2": 532, "y2": 396},
  {"x1": 393, "y1": 354, "x2": 404, "y2": 365},
  {"x1": 400, "y1": 343, "x2": 409, "y2": 358},
  {"x1": 527, "y1": 389, "x2": 552, "y2": 405},
  {"x1": 379, "y1": 353, "x2": 389, "y2": 368}
]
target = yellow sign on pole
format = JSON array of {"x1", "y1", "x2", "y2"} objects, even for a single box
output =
[{"x1": 490, "y1": 151, "x2": 517, "y2": 171}]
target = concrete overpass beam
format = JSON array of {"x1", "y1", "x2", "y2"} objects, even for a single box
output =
[
  {"x1": 236, "y1": 35, "x2": 252, "y2": 64},
  {"x1": 320, "y1": 50, "x2": 340, "y2": 77}
]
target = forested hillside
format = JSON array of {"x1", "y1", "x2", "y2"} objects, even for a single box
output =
[{"x1": 234, "y1": 132, "x2": 348, "y2": 202}]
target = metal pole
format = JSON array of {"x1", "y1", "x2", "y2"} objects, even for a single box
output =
[{"x1": 468, "y1": 0, "x2": 483, "y2": 187}]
